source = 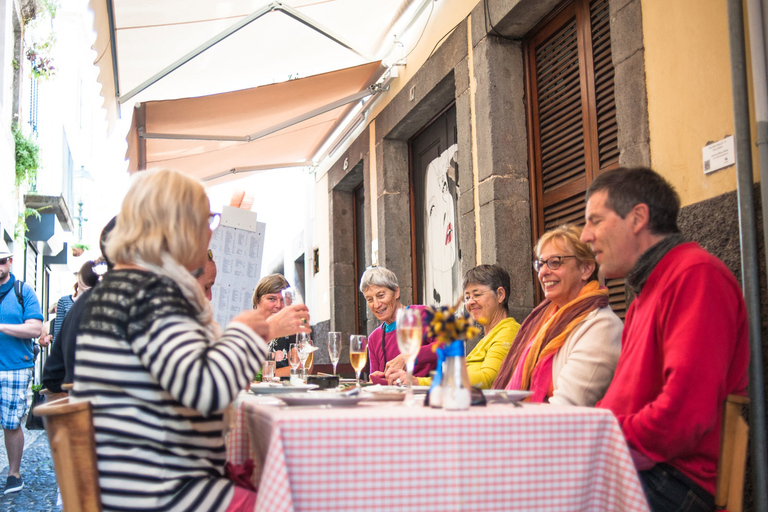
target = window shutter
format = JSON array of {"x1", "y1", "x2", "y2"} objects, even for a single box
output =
[{"x1": 526, "y1": 0, "x2": 626, "y2": 318}]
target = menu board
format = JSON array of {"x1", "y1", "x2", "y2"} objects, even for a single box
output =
[{"x1": 209, "y1": 206, "x2": 266, "y2": 327}]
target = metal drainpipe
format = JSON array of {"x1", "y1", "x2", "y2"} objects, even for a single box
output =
[{"x1": 728, "y1": 1, "x2": 768, "y2": 510}]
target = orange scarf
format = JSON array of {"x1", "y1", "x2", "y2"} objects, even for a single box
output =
[{"x1": 518, "y1": 281, "x2": 608, "y2": 395}]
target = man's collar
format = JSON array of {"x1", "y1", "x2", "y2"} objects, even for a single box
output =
[
  {"x1": 0, "y1": 273, "x2": 15, "y2": 291},
  {"x1": 625, "y1": 234, "x2": 686, "y2": 294}
]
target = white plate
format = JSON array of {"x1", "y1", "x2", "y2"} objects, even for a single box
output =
[
  {"x1": 250, "y1": 383, "x2": 318, "y2": 395},
  {"x1": 483, "y1": 389, "x2": 532, "y2": 402},
  {"x1": 277, "y1": 392, "x2": 368, "y2": 407},
  {"x1": 363, "y1": 387, "x2": 406, "y2": 402}
]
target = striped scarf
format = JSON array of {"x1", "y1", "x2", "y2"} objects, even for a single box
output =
[{"x1": 492, "y1": 281, "x2": 608, "y2": 401}]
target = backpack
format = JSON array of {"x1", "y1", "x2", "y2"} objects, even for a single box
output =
[
  {"x1": 9, "y1": 280, "x2": 38, "y2": 360},
  {"x1": 13, "y1": 280, "x2": 24, "y2": 314}
]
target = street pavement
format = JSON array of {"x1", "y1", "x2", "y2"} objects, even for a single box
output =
[{"x1": 0, "y1": 421, "x2": 60, "y2": 511}]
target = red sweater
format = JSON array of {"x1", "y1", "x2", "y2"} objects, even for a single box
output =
[{"x1": 598, "y1": 242, "x2": 749, "y2": 496}]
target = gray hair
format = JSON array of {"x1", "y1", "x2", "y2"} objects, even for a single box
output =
[{"x1": 359, "y1": 266, "x2": 399, "y2": 294}]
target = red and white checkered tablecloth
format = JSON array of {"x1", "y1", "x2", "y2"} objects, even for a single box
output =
[{"x1": 226, "y1": 394, "x2": 650, "y2": 512}]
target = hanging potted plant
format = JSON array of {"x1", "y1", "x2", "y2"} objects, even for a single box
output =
[{"x1": 71, "y1": 243, "x2": 88, "y2": 257}]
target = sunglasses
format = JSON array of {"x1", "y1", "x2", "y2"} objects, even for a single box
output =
[{"x1": 0, "y1": 258, "x2": 9, "y2": 265}]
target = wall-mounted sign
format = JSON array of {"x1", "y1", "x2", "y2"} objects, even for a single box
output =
[{"x1": 702, "y1": 135, "x2": 735, "y2": 175}]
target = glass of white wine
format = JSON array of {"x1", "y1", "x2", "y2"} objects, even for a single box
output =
[
  {"x1": 288, "y1": 343, "x2": 301, "y2": 384},
  {"x1": 349, "y1": 335, "x2": 368, "y2": 389},
  {"x1": 396, "y1": 308, "x2": 422, "y2": 405},
  {"x1": 282, "y1": 287, "x2": 300, "y2": 307},
  {"x1": 297, "y1": 333, "x2": 314, "y2": 380},
  {"x1": 328, "y1": 332, "x2": 341, "y2": 376}
]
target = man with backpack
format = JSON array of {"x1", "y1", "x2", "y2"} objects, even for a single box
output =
[{"x1": 0, "y1": 241, "x2": 43, "y2": 495}]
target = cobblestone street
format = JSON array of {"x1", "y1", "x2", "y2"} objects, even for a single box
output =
[{"x1": 0, "y1": 422, "x2": 59, "y2": 512}]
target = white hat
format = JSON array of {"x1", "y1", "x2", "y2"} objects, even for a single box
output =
[{"x1": 0, "y1": 240, "x2": 12, "y2": 259}]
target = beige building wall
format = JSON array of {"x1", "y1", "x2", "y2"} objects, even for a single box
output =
[{"x1": 642, "y1": 0, "x2": 760, "y2": 207}]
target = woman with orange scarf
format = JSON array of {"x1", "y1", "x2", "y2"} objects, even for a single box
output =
[{"x1": 492, "y1": 224, "x2": 622, "y2": 406}]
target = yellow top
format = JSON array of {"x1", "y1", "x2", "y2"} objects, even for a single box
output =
[{"x1": 417, "y1": 316, "x2": 520, "y2": 389}]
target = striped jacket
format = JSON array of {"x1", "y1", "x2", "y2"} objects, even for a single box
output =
[{"x1": 72, "y1": 269, "x2": 266, "y2": 512}]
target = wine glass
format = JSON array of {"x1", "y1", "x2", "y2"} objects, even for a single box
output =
[
  {"x1": 297, "y1": 333, "x2": 314, "y2": 380},
  {"x1": 288, "y1": 343, "x2": 301, "y2": 383},
  {"x1": 328, "y1": 332, "x2": 341, "y2": 376},
  {"x1": 349, "y1": 335, "x2": 368, "y2": 389},
  {"x1": 396, "y1": 308, "x2": 422, "y2": 405},
  {"x1": 282, "y1": 287, "x2": 300, "y2": 306}
]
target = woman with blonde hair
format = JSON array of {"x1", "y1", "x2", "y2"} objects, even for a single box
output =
[
  {"x1": 72, "y1": 169, "x2": 310, "y2": 512},
  {"x1": 492, "y1": 224, "x2": 622, "y2": 406}
]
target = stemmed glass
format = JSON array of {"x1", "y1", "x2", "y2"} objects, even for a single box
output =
[
  {"x1": 328, "y1": 332, "x2": 341, "y2": 376},
  {"x1": 282, "y1": 287, "x2": 300, "y2": 306},
  {"x1": 396, "y1": 308, "x2": 422, "y2": 405},
  {"x1": 297, "y1": 333, "x2": 314, "y2": 380},
  {"x1": 349, "y1": 335, "x2": 368, "y2": 389},
  {"x1": 288, "y1": 343, "x2": 301, "y2": 383}
]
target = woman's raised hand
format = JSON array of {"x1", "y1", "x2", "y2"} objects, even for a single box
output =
[
  {"x1": 231, "y1": 309, "x2": 271, "y2": 341},
  {"x1": 266, "y1": 304, "x2": 311, "y2": 339}
]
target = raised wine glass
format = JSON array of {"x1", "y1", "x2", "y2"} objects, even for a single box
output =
[
  {"x1": 328, "y1": 332, "x2": 341, "y2": 376},
  {"x1": 282, "y1": 287, "x2": 301, "y2": 307},
  {"x1": 396, "y1": 308, "x2": 422, "y2": 405},
  {"x1": 349, "y1": 335, "x2": 368, "y2": 389}
]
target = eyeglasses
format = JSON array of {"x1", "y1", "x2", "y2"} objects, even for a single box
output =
[
  {"x1": 207, "y1": 249, "x2": 213, "y2": 261},
  {"x1": 533, "y1": 255, "x2": 576, "y2": 272},
  {"x1": 208, "y1": 212, "x2": 221, "y2": 230},
  {"x1": 0, "y1": 258, "x2": 9, "y2": 265},
  {"x1": 464, "y1": 289, "x2": 493, "y2": 303}
]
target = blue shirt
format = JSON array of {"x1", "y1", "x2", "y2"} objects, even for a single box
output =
[{"x1": 0, "y1": 274, "x2": 44, "y2": 370}]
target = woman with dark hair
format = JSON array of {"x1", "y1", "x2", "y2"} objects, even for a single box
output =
[
  {"x1": 252, "y1": 273, "x2": 308, "y2": 377},
  {"x1": 48, "y1": 260, "x2": 99, "y2": 346},
  {"x1": 387, "y1": 264, "x2": 520, "y2": 389},
  {"x1": 492, "y1": 224, "x2": 622, "y2": 406}
]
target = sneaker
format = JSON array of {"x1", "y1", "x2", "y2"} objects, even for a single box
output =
[{"x1": 4, "y1": 475, "x2": 23, "y2": 495}]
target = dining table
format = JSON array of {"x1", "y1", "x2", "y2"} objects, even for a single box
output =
[{"x1": 227, "y1": 391, "x2": 650, "y2": 512}]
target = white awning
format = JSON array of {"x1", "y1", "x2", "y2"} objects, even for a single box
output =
[
  {"x1": 126, "y1": 61, "x2": 384, "y2": 183},
  {"x1": 90, "y1": 0, "x2": 429, "y2": 130}
]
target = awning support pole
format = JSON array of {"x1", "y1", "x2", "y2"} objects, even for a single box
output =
[{"x1": 727, "y1": 2, "x2": 768, "y2": 511}]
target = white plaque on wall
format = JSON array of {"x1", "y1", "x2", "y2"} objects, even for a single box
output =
[{"x1": 702, "y1": 136, "x2": 735, "y2": 175}]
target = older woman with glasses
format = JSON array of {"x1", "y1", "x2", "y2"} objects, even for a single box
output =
[
  {"x1": 492, "y1": 224, "x2": 622, "y2": 406},
  {"x1": 71, "y1": 169, "x2": 310, "y2": 512},
  {"x1": 387, "y1": 264, "x2": 521, "y2": 389}
]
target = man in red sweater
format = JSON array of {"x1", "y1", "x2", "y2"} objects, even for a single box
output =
[{"x1": 580, "y1": 167, "x2": 750, "y2": 512}]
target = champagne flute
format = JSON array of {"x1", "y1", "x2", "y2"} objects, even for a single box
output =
[
  {"x1": 328, "y1": 332, "x2": 341, "y2": 376},
  {"x1": 349, "y1": 335, "x2": 368, "y2": 389},
  {"x1": 396, "y1": 308, "x2": 422, "y2": 405},
  {"x1": 288, "y1": 342, "x2": 301, "y2": 380},
  {"x1": 297, "y1": 333, "x2": 314, "y2": 379},
  {"x1": 282, "y1": 287, "x2": 301, "y2": 306}
]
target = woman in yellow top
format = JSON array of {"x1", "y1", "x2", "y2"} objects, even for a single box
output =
[{"x1": 387, "y1": 264, "x2": 520, "y2": 389}]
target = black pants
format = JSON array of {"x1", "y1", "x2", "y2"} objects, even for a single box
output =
[{"x1": 639, "y1": 463, "x2": 715, "y2": 512}]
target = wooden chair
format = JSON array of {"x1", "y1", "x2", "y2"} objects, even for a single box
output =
[
  {"x1": 33, "y1": 397, "x2": 102, "y2": 512},
  {"x1": 715, "y1": 394, "x2": 750, "y2": 512}
]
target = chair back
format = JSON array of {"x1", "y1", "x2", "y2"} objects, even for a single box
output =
[
  {"x1": 715, "y1": 394, "x2": 750, "y2": 512},
  {"x1": 34, "y1": 396, "x2": 102, "y2": 512}
]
